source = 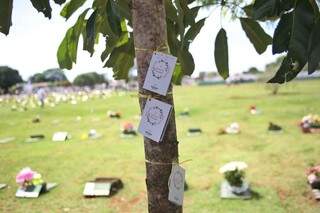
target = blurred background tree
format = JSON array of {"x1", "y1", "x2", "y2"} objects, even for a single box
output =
[
  {"x1": 73, "y1": 72, "x2": 107, "y2": 87},
  {"x1": 29, "y1": 68, "x2": 69, "y2": 83},
  {"x1": 0, "y1": 66, "x2": 23, "y2": 94}
]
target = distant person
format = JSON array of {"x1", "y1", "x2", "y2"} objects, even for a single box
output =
[{"x1": 37, "y1": 88, "x2": 46, "y2": 107}]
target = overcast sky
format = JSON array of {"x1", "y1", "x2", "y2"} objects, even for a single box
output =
[{"x1": 0, "y1": 1, "x2": 279, "y2": 81}]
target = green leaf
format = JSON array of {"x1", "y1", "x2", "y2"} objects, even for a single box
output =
[
  {"x1": 112, "y1": 52, "x2": 134, "y2": 80},
  {"x1": 309, "y1": 0, "x2": 320, "y2": 19},
  {"x1": 308, "y1": 20, "x2": 320, "y2": 74},
  {"x1": 113, "y1": 0, "x2": 131, "y2": 22},
  {"x1": 172, "y1": 63, "x2": 183, "y2": 85},
  {"x1": 100, "y1": 36, "x2": 118, "y2": 61},
  {"x1": 84, "y1": 10, "x2": 97, "y2": 56},
  {"x1": 115, "y1": 32, "x2": 129, "y2": 47},
  {"x1": 252, "y1": 0, "x2": 295, "y2": 20},
  {"x1": 279, "y1": 0, "x2": 295, "y2": 12},
  {"x1": 30, "y1": 0, "x2": 52, "y2": 19},
  {"x1": 105, "y1": 39, "x2": 135, "y2": 80},
  {"x1": 57, "y1": 28, "x2": 73, "y2": 69},
  {"x1": 270, "y1": 0, "x2": 316, "y2": 83},
  {"x1": 165, "y1": 0, "x2": 178, "y2": 22},
  {"x1": 288, "y1": 0, "x2": 315, "y2": 68},
  {"x1": 54, "y1": 0, "x2": 66, "y2": 5},
  {"x1": 68, "y1": 9, "x2": 89, "y2": 63},
  {"x1": 0, "y1": 0, "x2": 13, "y2": 35},
  {"x1": 240, "y1": 18, "x2": 272, "y2": 54},
  {"x1": 272, "y1": 12, "x2": 293, "y2": 54},
  {"x1": 183, "y1": 18, "x2": 206, "y2": 48},
  {"x1": 184, "y1": 6, "x2": 201, "y2": 26},
  {"x1": 96, "y1": 8, "x2": 116, "y2": 37},
  {"x1": 214, "y1": 28, "x2": 229, "y2": 80},
  {"x1": 268, "y1": 56, "x2": 301, "y2": 83},
  {"x1": 174, "y1": 0, "x2": 186, "y2": 40},
  {"x1": 106, "y1": 0, "x2": 122, "y2": 36},
  {"x1": 178, "y1": 48, "x2": 194, "y2": 76},
  {"x1": 60, "y1": 0, "x2": 86, "y2": 20},
  {"x1": 167, "y1": 20, "x2": 180, "y2": 56},
  {"x1": 243, "y1": 4, "x2": 253, "y2": 18},
  {"x1": 252, "y1": 0, "x2": 278, "y2": 20}
]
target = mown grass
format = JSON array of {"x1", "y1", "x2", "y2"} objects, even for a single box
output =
[{"x1": 0, "y1": 80, "x2": 319, "y2": 213}]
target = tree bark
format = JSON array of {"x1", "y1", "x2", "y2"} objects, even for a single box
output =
[{"x1": 131, "y1": 0, "x2": 181, "y2": 212}]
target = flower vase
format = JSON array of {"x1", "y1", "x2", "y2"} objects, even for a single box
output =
[
  {"x1": 311, "y1": 179, "x2": 320, "y2": 190},
  {"x1": 25, "y1": 184, "x2": 35, "y2": 192},
  {"x1": 310, "y1": 128, "x2": 320, "y2": 134},
  {"x1": 229, "y1": 181, "x2": 249, "y2": 195}
]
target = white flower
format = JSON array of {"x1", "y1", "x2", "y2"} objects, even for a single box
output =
[
  {"x1": 219, "y1": 161, "x2": 248, "y2": 174},
  {"x1": 302, "y1": 115, "x2": 312, "y2": 123},
  {"x1": 225, "y1": 122, "x2": 240, "y2": 134}
]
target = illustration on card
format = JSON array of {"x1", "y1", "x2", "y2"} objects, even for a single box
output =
[
  {"x1": 146, "y1": 106, "x2": 164, "y2": 126},
  {"x1": 151, "y1": 59, "x2": 169, "y2": 80},
  {"x1": 172, "y1": 170, "x2": 184, "y2": 190}
]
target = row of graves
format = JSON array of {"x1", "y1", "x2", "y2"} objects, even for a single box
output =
[
  {"x1": 0, "y1": 106, "x2": 319, "y2": 202},
  {"x1": 1, "y1": 162, "x2": 319, "y2": 201},
  {"x1": 1, "y1": 52, "x2": 320, "y2": 205},
  {"x1": 0, "y1": 167, "x2": 124, "y2": 198},
  {"x1": 0, "y1": 89, "x2": 118, "y2": 112},
  {"x1": 0, "y1": 109, "x2": 137, "y2": 199}
]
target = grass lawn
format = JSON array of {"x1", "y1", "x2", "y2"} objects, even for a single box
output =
[{"x1": 0, "y1": 80, "x2": 319, "y2": 213}]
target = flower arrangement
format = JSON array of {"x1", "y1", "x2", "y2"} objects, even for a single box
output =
[
  {"x1": 306, "y1": 165, "x2": 320, "y2": 189},
  {"x1": 16, "y1": 167, "x2": 44, "y2": 191},
  {"x1": 306, "y1": 165, "x2": 320, "y2": 200},
  {"x1": 249, "y1": 105, "x2": 258, "y2": 115},
  {"x1": 108, "y1": 111, "x2": 121, "y2": 119},
  {"x1": 219, "y1": 161, "x2": 247, "y2": 187},
  {"x1": 121, "y1": 122, "x2": 136, "y2": 135},
  {"x1": 218, "y1": 122, "x2": 240, "y2": 135},
  {"x1": 300, "y1": 114, "x2": 320, "y2": 133}
]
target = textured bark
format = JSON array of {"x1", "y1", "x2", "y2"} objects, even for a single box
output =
[{"x1": 131, "y1": 0, "x2": 181, "y2": 212}]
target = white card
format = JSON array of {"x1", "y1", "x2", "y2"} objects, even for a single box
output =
[
  {"x1": 143, "y1": 52, "x2": 177, "y2": 96},
  {"x1": 168, "y1": 165, "x2": 185, "y2": 206},
  {"x1": 138, "y1": 98, "x2": 172, "y2": 142},
  {"x1": 52, "y1": 132, "x2": 69, "y2": 142}
]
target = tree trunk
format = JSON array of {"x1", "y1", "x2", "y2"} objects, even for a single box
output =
[{"x1": 131, "y1": 0, "x2": 181, "y2": 212}]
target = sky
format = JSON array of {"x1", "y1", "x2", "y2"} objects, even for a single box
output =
[{"x1": 0, "y1": 1, "x2": 279, "y2": 81}]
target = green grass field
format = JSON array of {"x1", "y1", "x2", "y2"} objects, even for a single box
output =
[{"x1": 0, "y1": 80, "x2": 319, "y2": 213}]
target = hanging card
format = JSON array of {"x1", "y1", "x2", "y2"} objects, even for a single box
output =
[
  {"x1": 168, "y1": 165, "x2": 185, "y2": 206},
  {"x1": 138, "y1": 98, "x2": 172, "y2": 142},
  {"x1": 143, "y1": 52, "x2": 177, "y2": 96}
]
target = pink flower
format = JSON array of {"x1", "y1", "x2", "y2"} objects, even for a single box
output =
[
  {"x1": 307, "y1": 174, "x2": 318, "y2": 184},
  {"x1": 122, "y1": 122, "x2": 134, "y2": 131},
  {"x1": 16, "y1": 167, "x2": 35, "y2": 184}
]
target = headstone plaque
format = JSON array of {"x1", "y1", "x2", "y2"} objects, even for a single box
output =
[
  {"x1": 52, "y1": 132, "x2": 69, "y2": 142},
  {"x1": 0, "y1": 184, "x2": 7, "y2": 190},
  {"x1": 83, "y1": 182, "x2": 112, "y2": 197},
  {"x1": 26, "y1": 135, "x2": 45, "y2": 143},
  {"x1": 15, "y1": 185, "x2": 43, "y2": 198},
  {"x1": 187, "y1": 128, "x2": 202, "y2": 136},
  {"x1": 83, "y1": 178, "x2": 123, "y2": 197},
  {"x1": 0, "y1": 137, "x2": 15, "y2": 144}
]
